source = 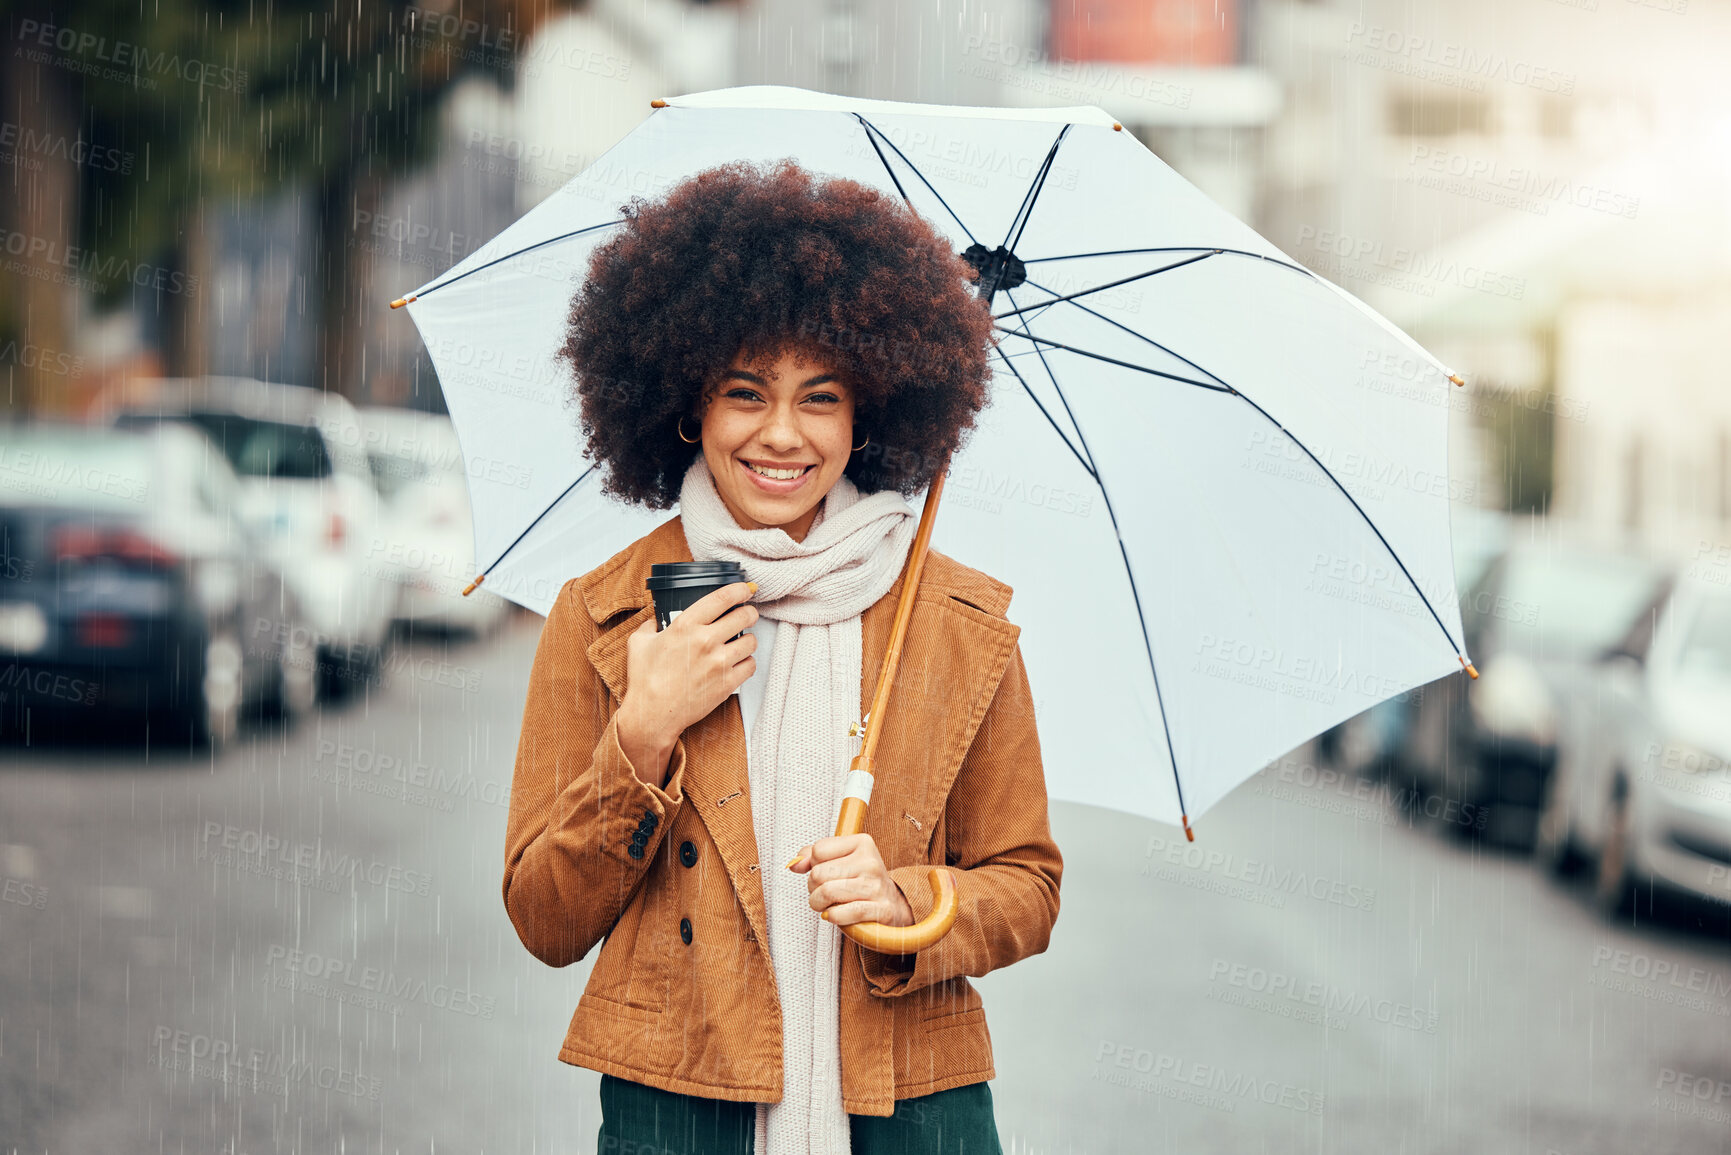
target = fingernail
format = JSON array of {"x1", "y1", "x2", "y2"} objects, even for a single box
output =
[
  {"x1": 820, "y1": 911, "x2": 830, "y2": 922},
  {"x1": 747, "y1": 581, "x2": 758, "y2": 594},
  {"x1": 785, "y1": 854, "x2": 803, "y2": 870}
]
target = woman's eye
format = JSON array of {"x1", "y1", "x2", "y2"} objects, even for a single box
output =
[{"x1": 725, "y1": 390, "x2": 841, "y2": 404}]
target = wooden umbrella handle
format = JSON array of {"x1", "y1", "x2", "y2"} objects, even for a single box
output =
[{"x1": 830, "y1": 458, "x2": 959, "y2": 956}]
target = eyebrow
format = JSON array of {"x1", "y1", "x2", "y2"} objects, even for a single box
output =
[{"x1": 722, "y1": 369, "x2": 841, "y2": 388}]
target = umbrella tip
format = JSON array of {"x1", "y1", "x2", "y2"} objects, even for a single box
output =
[
  {"x1": 1113, "y1": 122, "x2": 1123, "y2": 131},
  {"x1": 390, "y1": 295, "x2": 415, "y2": 310},
  {"x1": 461, "y1": 574, "x2": 485, "y2": 597},
  {"x1": 1181, "y1": 814, "x2": 1194, "y2": 842},
  {"x1": 651, "y1": 98, "x2": 667, "y2": 108},
  {"x1": 1461, "y1": 657, "x2": 1479, "y2": 679},
  {"x1": 1448, "y1": 372, "x2": 1465, "y2": 387}
]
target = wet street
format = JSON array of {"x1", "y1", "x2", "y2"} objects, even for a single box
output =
[{"x1": 5, "y1": 617, "x2": 1731, "y2": 1155}]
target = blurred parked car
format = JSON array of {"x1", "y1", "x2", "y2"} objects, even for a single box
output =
[
  {"x1": 1321, "y1": 507, "x2": 1513, "y2": 782},
  {"x1": 1536, "y1": 571, "x2": 1731, "y2": 916},
  {"x1": 101, "y1": 378, "x2": 398, "y2": 700},
  {"x1": 1405, "y1": 534, "x2": 1669, "y2": 849},
  {"x1": 0, "y1": 421, "x2": 315, "y2": 747},
  {"x1": 359, "y1": 407, "x2": 509, "y2": 637}
]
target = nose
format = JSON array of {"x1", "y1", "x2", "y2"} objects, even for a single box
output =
[{"x1": 758, "y1": 400, "x2": 803, "y2": 451}]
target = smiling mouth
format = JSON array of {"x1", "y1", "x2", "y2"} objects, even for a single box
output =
[{"x1": 741, "y1": 461, "x2": 816, "y2": 480}]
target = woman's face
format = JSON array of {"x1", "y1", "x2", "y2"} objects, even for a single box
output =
[{"x1": 698, "y1": 344, "x2": 858, "y2": 544}]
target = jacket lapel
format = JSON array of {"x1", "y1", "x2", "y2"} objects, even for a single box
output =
[{"x1": 574, "y1": 514, "x2": 1020, "y2": 954}]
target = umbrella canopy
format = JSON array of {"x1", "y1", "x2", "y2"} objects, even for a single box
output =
[{"x1": 396, "y1": 84, "x2": 1474, "y2": 833}]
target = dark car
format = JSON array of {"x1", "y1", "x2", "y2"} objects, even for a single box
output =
[
  {"x1": 103, "y1": 377, "x2": 398, "y2": 701},
  {"x1": 0, "y1": 421, "x2": 316, "y2": 749},
  {"x1": 1403, "y1": 534, "x2": 1669, "y2": 848}
]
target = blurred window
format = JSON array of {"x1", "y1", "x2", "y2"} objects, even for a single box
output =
[
  {"x1": 367, "y1": 451, "x2": 433, "y2": 500},
  {"x1": 123, "y1": 413, "x2": 334, "y2": 480},
  {"x1": 1489, "y1": 549, "x2": 1664, "y2": 660},
  {"x1": 0, "y1": 427, "x2": 157, "y2": 511},
  {"x1": 1387, "y1": 93, "x2": 1491, "y2": 137},
  {"x1": 1675, "y1": 593, "x2": 1731, "y2": 679}
]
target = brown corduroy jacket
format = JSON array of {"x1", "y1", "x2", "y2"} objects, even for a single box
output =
[{"x1": 501, "y1": 514, "x2": 1062, "y2": 1116}]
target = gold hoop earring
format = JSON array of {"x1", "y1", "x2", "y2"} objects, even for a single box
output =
[
  {"x1": 852, "y1": 433, "x2": 870, "y2": 452},
  {"x1": 677, "y1": 416, "x2": 701, "y2": 444}
]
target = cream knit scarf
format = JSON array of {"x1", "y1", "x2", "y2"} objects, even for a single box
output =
[{"x1": 678, "y1": 453, "x2": 916, "y2": 1155}]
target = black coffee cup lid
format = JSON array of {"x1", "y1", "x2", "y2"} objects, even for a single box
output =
[{"x1": 650, "y1": 561, "x2": 744, "y2": 578}]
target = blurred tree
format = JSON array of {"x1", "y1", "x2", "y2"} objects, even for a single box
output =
[{"x1": 0, "y1": 0, "x2": 556, "y2": 415}]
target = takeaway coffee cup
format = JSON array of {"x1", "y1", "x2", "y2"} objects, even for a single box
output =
[{"x1": 646, "y1": 561, "x2": 752, "y2": 641}]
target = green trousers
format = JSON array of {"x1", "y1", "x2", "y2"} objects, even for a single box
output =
[{"x1": 596, "y1": 1073, "x2": 1004, "y2": 1155}]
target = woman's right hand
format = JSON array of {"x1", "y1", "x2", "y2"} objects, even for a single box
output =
[{"x1": 616, "y1": 580, "x2": 760, "y2": 772}]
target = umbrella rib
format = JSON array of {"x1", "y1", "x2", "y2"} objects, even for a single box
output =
[
  {"x1": 993, "y1": 328, "x2": 1231, "y2": 394},
  {"x1": 1008, "y1": 292, "x2": 1468, "y2": 659},
  {"x1": 1002, "y1": 126, "x2": 1070, "y2": 253},
  {"x1": 987, "y1": 343, "x2": 1096, "y2": 481},
  {"x1": 994, "y1": 253, "x2": 1216, "y2": 321},
  {"x1": 1023, "y1": 245, "x2": 1313, "y2": 278},
  {"x1": 851, "y1": 115, "x2": 979, "y2": 246},
  {"x1": 1019, "y1": 275, "x2": 1231, "y2": 390},
  {"x1": 1027, "y1": 356, "x2": 1192, "y2": 835},
  {"x1": 404, "y1": 220, "x2": 624, "y2": 303},
  {"x1": 476, "y1": 466, "x2": 595, "y2": 582},
  {"x1": 1216, "y1": 388, "x2": 1469, "y2": 660}
]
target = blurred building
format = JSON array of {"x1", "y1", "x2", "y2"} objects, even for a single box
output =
[{"x1": 1253, "y1": 0, "x2": 1731, "y2": 553}]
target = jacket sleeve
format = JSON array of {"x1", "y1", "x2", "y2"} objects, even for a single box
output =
[
  {"x1": 502, "y1": 581, "x2": 689, "y2": 968},
  {"x1": 857, "y1": 636, "x2": 1062, "y2": 997}
]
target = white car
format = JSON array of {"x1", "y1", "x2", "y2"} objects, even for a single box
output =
[
  {"x1": 1537, "y1": 572, "x2": 1731, "y2": 915},
  {"x1": 359, "y1": 407, "x2": 509, "y2": 636},
  {"x1": 105, "y1": 378, "x2": 400, "y2": 700}
]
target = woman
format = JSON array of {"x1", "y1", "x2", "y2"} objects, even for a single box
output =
[{"x1": 501, "y1": 159, "x2": 1063, "y2": 1155}]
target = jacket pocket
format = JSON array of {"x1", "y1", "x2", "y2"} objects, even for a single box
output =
[{"x1": 583, "y1": 870, "x2": 670, "y2": 1013}]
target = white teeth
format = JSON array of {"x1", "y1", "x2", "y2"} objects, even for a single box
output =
[{"x1": 745, "y1": 462, "x2": 806, "y2": 480}]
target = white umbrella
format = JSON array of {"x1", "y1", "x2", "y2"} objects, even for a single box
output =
[{"x1": 393, "y1": 83, "x2": 1476, "y2": 838}]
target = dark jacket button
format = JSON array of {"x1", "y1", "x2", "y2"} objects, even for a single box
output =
[
  {"x1": 643, "y1": 809, "x2": 657, "y2": 827},
  {"x1": 627, "y1": 843, "x2": 644, "y2": 860},
  {"x1": 679, "y1": 841, "x2": 697, "y2": 868},
  {"x1": 630, "y1": 830, "x2": 647, "y2": 849},
  {"x1": 679, "y1": 917, "x2": 692, "y2": 945}
]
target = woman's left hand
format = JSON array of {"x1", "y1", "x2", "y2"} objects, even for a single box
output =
[{"x1": 788, "y1": 834, "x2": 916, "y2": 928}]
